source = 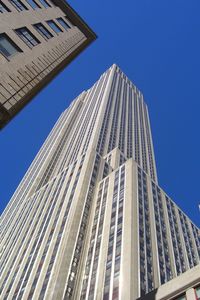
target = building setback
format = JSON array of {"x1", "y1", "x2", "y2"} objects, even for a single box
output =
[
  {"x1": 0, "y1": 0, "x2": 96, "y2": 128},
  {"x1": 137, "y1": 264, "x2": 200, "y2": 300},
  {"x1": 0, "y1": 64, "x2": 199, "y2": 300}
]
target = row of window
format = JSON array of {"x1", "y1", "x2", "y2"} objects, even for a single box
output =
[
  {"x1": 80, "y1": 175, "x2": 109, "y2": 299},
  {"x1": 37, "y1": 100, "x2": 83, "y2": 185},
  {"x1": 35, "y1": 160, "x2": 81, "y2": 299},
  {"x1": 103, "y1": 166, "x2": 125, "y2": 300},
  {"x1": 138, "y1": 167, "x2": 154, "y2": 296},
  {"x1": 0, "y1": 17, "x2": 71, "y2": 58},
  {"x1": 26, "y1": 167, "x2": 71, "y2": 299},
  {"x1": 0, "y1": 0, "x2": 51, "y2": 13},
  {"x1": 11, "y1": 173, "x2": 66, "y2": 299},
  {"x1": 179, "y1": 210, "x2": 197, "y2": 268},
  {"x1": 0, "y1": 100, "x2": 68, "y2": 243},
  {"x1": 191, "y1": 222, "x2": 200, "y2": 259},
  {"x1": 65, "y1": 154, "x2": 100, "y2": 298},
  {"x1": 127, "y1": 86, "x2": 133, "y2": 158},
  {"x1": 36, "y1": 107, "x2": 83, "y2": 191},
  {"x1": 55, "y1": 95, "x2": 89, "y2": 173},
  {"x1": 118, "y1": 82, "x2": 127, "y2": 153},
  {"x1": 61, "y1": 80, "x2": 100, "y2": 167},
  {"x1": 134, "y1": 92, "x2": 141, "y2": 166},
  {"x1": 152, "y1": 184, "x2": 172, "y2": 284},
  {"x1": 166, "y1": 196, "x2": 188, "y2": 275},
  {"x1": 138, "y1": 97, "x2": 148, "y2": 174},
  {"x1": 66, "y1": 73, "x2": 109, "y2": 167},
  {"x1": 0, "y1": 119, "x2": 57, "y2": 257},
  {"x1": 21, "y1": 161, "x2": 77, "y2": 300},
  {"x1": 0, "y1": 187, "x2": 48, "y2": 296},
  {"x1": 1, "y1": 177, "x2": 58, "y2": 298},
  {"x1": 0, "y1": 190, "x2": 39, "y2": 278},
  {"x1": 143, "y1": 103, "x2": 156, "y2": 181},
  {"x1": 96, "y1": 72, "x2": 117, "y2": 156},
  {"x1": 108, "y1": 75, "x2": 122, "y2": 153},
  {"x1": 55, "y1": 90, "x2": 92, "y2": 173},
  {"x1": 81, "y1": 72, "x2": 110, "y2": 156}
]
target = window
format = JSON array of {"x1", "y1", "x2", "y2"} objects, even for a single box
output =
[
  {"x1": 0, "y1": 0, "x2": 10, "y2": 12},
  {"x1": 9, "y1": 0, "x2": 28, "y2": 11},
  {"x1": 0, "y1": 34, "x2": 21, "y2": 58},
  {"x1": 26, "y1": 0, "x2": 40, "y2": 9},
  {"x1": 196, "y1": 286, "x2": 200, "y2": 300},
  {"x1": 34, "y1": 23, "x2": 53, "y2": 39},
  {"x1": 47, "y1": 20, "x2": 62, "y2": 33},
  {"x1": 15, "y1": 27, "x2": 40, "y2": 48},
  {"x1": 38, "y1": 0, "x2": 50, "y2": 8},
  {"x1": 56, "y1": 17, "x2": 71, "y2": 30},
  {"x1": 175, "y1": 295, "x2": 186, "y2": 300}
]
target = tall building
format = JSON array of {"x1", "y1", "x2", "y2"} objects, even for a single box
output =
[
  {"x1": 0, "y1": 64, "x2": 200, "y2": 300},
  {"x1": 0, "y1": 0, "x2": 96, "y2": 128}
]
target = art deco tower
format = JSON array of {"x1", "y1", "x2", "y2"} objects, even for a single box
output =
[{"x1": 0, "y1": 64, "x2": 200, "y2": 300}]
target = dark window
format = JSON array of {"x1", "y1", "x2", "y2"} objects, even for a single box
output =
[
  {"x1": 0, "y1": 34, "x2": 21, "y2": 58},
  {"x1": 56, "y1": 17, "x2": 71, "y2": 30},
  {"x1": 0, "y1": 0, "x2": 10, "y2": 12},
  {"x1": 15, "y1": 27, "x2": 40, "y2": 48},
  {"x1": 65, "y1": 17, "x2": 73, "y2": 26},
  {"x1": 34, "y1": 23, "x2": 53, "y2": 39},
  {"x1": 38, "y1": 0, "x2": 50, "y2": 8},
  {"x1": 9, "y1": 0, "x2": 28, "y2": 11},
  {"x1": 174, "y1": 295, "x2": 186, "y2": 300},
  {"x1": 47, "y1": 20, "x2": 62, "y2": 33},
  {"x1": 26, "y1": 0, "x2": 40, "y2": 9}
]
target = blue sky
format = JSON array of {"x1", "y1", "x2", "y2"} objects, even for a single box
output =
[{"x1": 1, "y1": 0, "x2": 200, "y2": 227}]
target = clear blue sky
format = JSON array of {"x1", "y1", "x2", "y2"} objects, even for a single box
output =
[{"x1": 1, "y1": 0, "x2": 200, "y2": 227}]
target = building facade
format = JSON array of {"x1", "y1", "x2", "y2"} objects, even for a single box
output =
[
  {"x1": 0, "y1": 64, "x2": 199, "y2": 300},
  {"x1": 0, "y1": 0, "x2": 96, "y2": 128},
  {"x1": 137, "y1": 264, "x2": 200, "y2": 300}
]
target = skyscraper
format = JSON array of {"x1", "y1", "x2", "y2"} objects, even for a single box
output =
[
  {"x1": 0, "y1": 0, "x2": 96, "y2": 128},
  {"x1": 0, "y1": 64, "x2": 199, "y2": 300}
]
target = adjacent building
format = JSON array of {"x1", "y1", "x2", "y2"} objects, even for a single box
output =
[
  {"x1": 0, "y1": 0, "x2": 96, "y2": 128},
  {"x1": 0, "y1": 64, "x2": 199, "y2": 299}
]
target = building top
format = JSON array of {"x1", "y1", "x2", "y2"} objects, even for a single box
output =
[{"x1": 51, "y1": 0, "x2": 97, "y2": 41}]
